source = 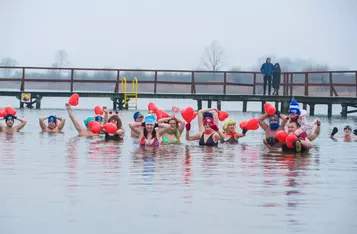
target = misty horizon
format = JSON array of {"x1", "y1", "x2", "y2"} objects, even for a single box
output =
[{"x1": 1, "y1": 0, "x2": 357, "y2": 71}]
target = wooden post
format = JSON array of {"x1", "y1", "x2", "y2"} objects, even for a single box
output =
[
  {"x1": 112, "y1": 98, "x2": 117, "y2": 110},
  {"x1": 20, "y1": 68, "x2": 25, "y2": 91},
  {"x1": 329, "y1": 72, "x2": 333, "y2": 96},
  {"x1": 115, "y1": 70, "x2": 120, "y2": 93},
  {"x1": 70, "y1": 69, "x2": 74, "y2": 92},
  {"x1": 253, "y1": 73, "x2": 256, "y2": 95},
  {"x1": 223, "y1": 72, "x2": 227, "y2": 95},
  {"x1": 208, "y1": 100, "x2": 212, "y2": 108},
  {"x1": 217, "y1": 100, "x2": 221, "y2": 110},
  {"x1": 327, "y1": 104, "x2": 332, "y2": 118},
  {"x1": 281, "y1": 101, "x2": 290, "y2": 113},
  {"x1": 304, "y1": 73, "x2": 308, "y2": 96},
  {"x1": 341, "y1": 104, "x2": 347, "y2": 117},
  {"x1": 303, "y1": 103, "x2": 307, "y2": 110},
  {"x1": 289, "y1": 73, "x2": 293, "y2": 96},
  {"x1": 154, "y1": 71, "x2": 158, "y2": 94},
  {"x1": 261, "y1": 101, "x2": 266, "y2": 113},
  {"x1": 35, "y1": 95, "x2": 42, "y2": 109},
  {"x1": 309, "y1": 104, "x2": 315, "y2": 116},
  {"x1": 197, "y1": 100, "x2": 202, "y2": 110},
  {"x1": 275, "y1": 101, "x2": 279, "y2": 110},
  {"x1": 191, "y1": 72, "x2": 196, "y2": 94},
  {"x1": 355, "y1": 72, "x2": 357, "y2": 97},
  {"x1": 243, "y1": 101, "x2": 247, "y2": 112}
]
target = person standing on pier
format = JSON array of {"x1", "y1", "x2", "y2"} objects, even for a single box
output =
[
  {"x1": 0, "y1": 114, "x2": 27, "y2": 132},
  {"x1": 260, "y1": 57, "x2": 274, "y2": 95},
  {"x1": 272, "y1": 63, "x2": 281, "y2": 95}
]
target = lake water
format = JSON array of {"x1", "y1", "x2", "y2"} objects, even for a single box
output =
[{"x1": 1, "y1": 98, "x2": 357, "y2": 234}]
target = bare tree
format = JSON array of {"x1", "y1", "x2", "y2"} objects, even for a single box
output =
[
  {"x1": 201, "y1": 40, "x2": 224, "y2": 71},
  {"x1": 52, "y1": 49, "x2": 70, "y2": 78},
  {"x1": 0, "y1": 57, "x2": 18, "y2": 77}
]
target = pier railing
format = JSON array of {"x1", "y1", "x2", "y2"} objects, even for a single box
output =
[{"x1": 0, "y1": 66, "x2": 356, "y2": 97}]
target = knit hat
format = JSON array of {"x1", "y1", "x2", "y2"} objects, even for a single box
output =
[{"x1": 288, "y1": 100, "x2": 301, "y2": 115}]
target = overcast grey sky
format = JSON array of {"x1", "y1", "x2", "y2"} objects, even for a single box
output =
[{"x1": 1, "y1": 0, "x2": 356, "y2": 70}]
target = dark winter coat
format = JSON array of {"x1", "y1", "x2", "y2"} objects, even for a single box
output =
[{"x1": 272, "y1": 63, "x2": 281, "y2": 89}]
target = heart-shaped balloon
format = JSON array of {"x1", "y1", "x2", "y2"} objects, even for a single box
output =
[
  {"x1": 94, "y1": 106, "x2": 103, "y2": 115},
  {"x1": 103, "y1": 123, "x2": 117, "y2": 135},
  {"x1": 68, "y1": 93, "x2": 79, "y2": 106},
  {"x1": 89, "y1": 121, "x2": 102, "y2": 134},
  {"x1": 172, "y1": 106, "x2": 179, "y2": 113},
  {"x1": 264, "y1": 103, "x2": 272, "y2": 113},
  {"x1": 286, "y1": 133, "x2": 298, "y2": 148},
  {"x1": 218, "y1": 111, "x2": 229, "y2": 121},
  {"x1": 276, "y1": 130, "x2": 288, "y2": 142},
  {"x1": 239, "y1": 120, "x2": 248, "y2": 129},
  {"x1": 5, "y1": 106, "x2": 16, "y2": 116},
  {"x1": 181, "y1": 107, "x2": 196, "y2": 123},
  {"x1": 266, "y1": 106, "x2": 276, "y2": 116},
  {"x1": 0, "y1": 108, "x2": 7, "y2": 117},
  {"x1": 148, "y1": 102, "x2": 158, "y2": 113},
  {"x1": 156, "y1": 109, "x2": 169, "y2": 120},
  {"x1": 245, "y1": 118, "x2": 259, "y2": 130}
]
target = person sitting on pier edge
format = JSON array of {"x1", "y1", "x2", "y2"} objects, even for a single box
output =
[
  {"x1": 258, "y1": 111, "x2": 288, "y2": 148},
  {"x1": 282, "y1": 121, "x2": 313, "y2": 153},
  {"x1": 131, "y1": 111, "x2": 144, "y2": 138},
  {"x1": 104, "y1": 114, "x2": 125, "y2": 141},
  {"x1": 157, "y1": 114, "x2": 185, "y2": 144},
  {"x1": 0, "y1": 114, "x2": 27, "y2": 132},
  {"x1": 65, "y1": 103, "x2": 100, "y2": 137},
  {"x1": 330, "y1": 125, "x2": 357, "y2": 142},
  {"x1": 186, "y1": 115, "x2": 225, "y2": 146},
  {"x1": 129, "y1": 114, "x2": 171, "y2": 147},
  {"x1": 260, "y1": 57, "x2": 274, "y2": 95},
  {"x1": 221, "y1": 118, "x2": 248, "y2": 143},
  {"x1": 39, "y1": 115, "x2": 66, "y2": 133},
  {"x1": 272, "y1": 63, "x2": 281, "y2": 95}
]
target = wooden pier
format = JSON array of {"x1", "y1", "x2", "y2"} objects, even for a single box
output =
[{"x1": 1, "y1": 66, "x2": 357, "y2": 117}]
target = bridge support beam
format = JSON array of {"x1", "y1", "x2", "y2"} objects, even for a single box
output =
[
  {"x1": 309, "y1": 104, "x2": 315, "y2": 116},
  {"x1": 197, "y1": 100, "x2": 202, "y2": 111},
  {"x1": 275, "y1": 101, "x2": 279, "y2": 111},
  {"x1": 341, "y1": 104, "x2": 348, "y2": 117},
  {"x1": 261, "y1": 101, "x2": 266, "y2": 113},
  {"x1": 207, "y1": 100, "x2": 212, "y2": 108},
  {"x1": 327, "y1": 104, "x2": 332, "y2": 118},
  {"x1": 216, "y1": 100, "x2": 221, "y2": 111},
  {"x1": 303, "y1": 103, "x2": 307, "y2": 110},
  {"x1": 281, "y1": 101, "x2": 289, "y2": 114},
  {"x1": 242, "y1": 101, "x2": 247, "y2": 112},
  {"x1": 111, "y1": 98, "x2": 124, "y2": 111}
]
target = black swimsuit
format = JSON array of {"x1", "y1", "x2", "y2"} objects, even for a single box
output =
[
  {"x1": 282, "y1": 143, "x2": 309, "y2": 153},
  {"x1": 221, "y1": 137, "x2": 238, "y2": 143},
  {"x1": 104, "y1": 133, "x2": 123, "y2": 141},
  {"x1": 199, "y1": 133, "x2": 218, "y2": 146}
]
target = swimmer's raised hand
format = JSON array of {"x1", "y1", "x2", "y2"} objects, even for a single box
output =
[
  {"x1": 353, "y1": 129, "x2": 357, "y2": 136},
  {"x1": 330, "y1": 127, "x2": 338, "y2": 137},
  {"x1": 103, "y1": 106, "x2": 108, "y2": 113},
  {"x1": 65, "y1": 103, "x2": 71, "y2": 110}
]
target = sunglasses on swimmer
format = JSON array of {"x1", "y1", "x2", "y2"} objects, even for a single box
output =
[{"x1": 344, "y1": 125, "x2": 351, "y2": 130}]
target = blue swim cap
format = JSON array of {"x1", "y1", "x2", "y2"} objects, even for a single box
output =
[
  {"x1": 84, "y1": 117, "x2": 95, "y2": 128},
  {"x1": 48, "y1": 115, "x2": 56, "y2": 123},
  {"x1": 203, "y1": 112, "x2": 213, "y2": 119},
  {"x1": 133, "y1": 111, "x2": 144, "y2": 120},
  {"x1": 95, "y1": 116, "x2": 103, "y2": 122},
  {"x1": 145, "y1": 115, "x2": 156, "y2": 125}
]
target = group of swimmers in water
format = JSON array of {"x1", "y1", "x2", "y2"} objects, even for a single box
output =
[{"x1": 1, "y1": 100, "x2": 357, "y2": 153}]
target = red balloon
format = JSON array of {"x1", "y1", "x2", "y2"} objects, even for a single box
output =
[
  {"x1": 89, "y1": 121, "x2": 102, "y2": 134},
  {"x1": 218, "y1": 111, "x2": 229, "y2": 121},
  {"x1": 5, "y1": 106, "x2": 16, "y2": 116},
  {"x1": 239, "y1": 120, "x2": 248, "y2": 129},
  {"x1": 148, "y1": 102, "x2": 158, "y2": 113},
  {"x1": 266, "y1": 106, "x2": 276, "y2": 116},
  {"x1": 276, "y1": 131, "x2": 288, "y2": 142},
  {"x1": 103, "y1": 123, "x2": 117, "y2": 134},
  {"x1": 88, "y1": 120, "x2": 96, "y2": 129},
  {"x1": 181, "y1": 107, "x2": 196, "y2": 123},
  {"x1": 68, "y1": 93, "x2": 79, "y2": 106},
  {"x1": 246, "y1": 118, "x2": 259, "y2": 130},
  {"x1": 264, "y1": 103, "x2": 272, "y2": 113},
  {"x1": 0, "y1": 108, "x2": 7, "y2": 117},
  {"x1": 286, "y1": 133, "x2": 298, "y2": 148},
  {"x1": 94, "y1": 106, "x2": 103, "y2": 115},
  {"x1": 155, "y1": 109, "x2": 169, "y2": 120}
]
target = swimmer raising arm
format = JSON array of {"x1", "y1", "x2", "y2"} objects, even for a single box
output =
[
  {"x1": 0, "y1": 115, "x2": 27, "y2": 132},
  {"x1": 197, "y1": 108, "x2": 219, "y2": 132}
]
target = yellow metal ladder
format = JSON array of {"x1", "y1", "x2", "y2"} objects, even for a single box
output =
[{"x1": 121, "y1": 76, "x2": 138, "y2": 110}]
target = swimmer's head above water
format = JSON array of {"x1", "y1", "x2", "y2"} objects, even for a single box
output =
[
  {"x1": 47, "y1": 115, "x2": 57, "y2": 129},
  {"x1": 287, "y1": 121, "x2": 300, "y2": 134},
  {"x1": 84, "y1": 117, "x2": 95, "y2": 129},
  {"x1": 144, "y1": 115, "x2": 156, "y2": 132},
  {"x1": 223, "y1": 118, "x2": 236, "y2": 133},
  {"x1": 4, "y1": 114, "x2": 16, "y2": 127},
  {"x1": 268, "y1": 114, "x2": 280, "y2": 130},
  {"x1": 344, "y1": 125, "x2": 352, "y2": 135},
  {"x1": 94, "y1": 115, "x2": 103, "y2": 123}
]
